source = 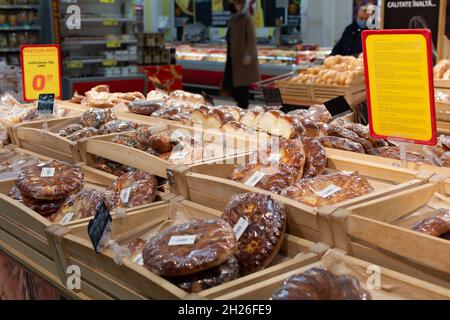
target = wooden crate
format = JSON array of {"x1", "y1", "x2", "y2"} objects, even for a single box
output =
[
  {"x1": 79, "y1": 123, "x2": 254, "y2": 179},
  {"x1": 14, "y1": 117, "x2": 84, "y2": 164},
  {"x1": 216, "y1": 249, "x2": 450, "y2": 300},
  {"x1": 436, "y1": 101, "x2": 450, "y2": 122},
  {"x1": 48, "y1": 197, "x2": 328, "y2": 300},
  {"x1": 169, "y1": 153, "x2": 431, "y2": 244},
  {"x1": 276, "y1": 80, "x2": 366, "y2": 107},
  {"x1": 330, "y1": 184, "x2": 450, "y2": 289}
]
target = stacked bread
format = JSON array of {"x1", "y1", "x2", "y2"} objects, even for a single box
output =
[
  {"x1": 71, "y1": 85, "x2": 145, "y2": 108},
  {"x1": 290, "y1": 55, "x2": 364, "y2": 85},
  {"x1": 434, "y1": 59, "x2": 450, "y2": 80}
]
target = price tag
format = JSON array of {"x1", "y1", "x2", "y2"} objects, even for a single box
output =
[
  {"x1": 244, "y1": 171, "x2": 265, "y2": 187},
  {"x1": 20, "y1": 45, "x2": 62, "y2": 101},
  {"x1": 168, "y1": 235, "x2": 197, "y2": 246},
  {"x1": 262, "y1": 88, "x2": 283, "y2": 107},
  {"x1": 106, "y1": 39, "x2": 121, "y2": 48},
  {"x1": 40, "y1": 167, "x2": 55, "y2": 177},
  {"x1": 133, "y1": 253, "x2": 144, "y2": 266},
  {"x1": 60, "y1": 212, "x2": 74, "y2": 225},
  {"x1": 120, "y1": 187, "x2": 131, "y2": 205},
  {"x1": 233, "y1": 217, "x2": 249, "y2": 241},
  {"x1": 66, "y1": 60, "x2": 83, "y2": 69},
  {"x1": 102, "y1": 59, "x2": 117, "y2": 67},
  {"x1": 103, "y1": 19, "x2": 118, "y2": 26},
  {"x1": 37, "y1": 94, "x2": 55, "y2": 115},
  {"x1": 88, "y1": 201, "x2": 112, "y2": 254},
  {"x1": 316, "y1": 184, "x2": 342, "y2": 199}
]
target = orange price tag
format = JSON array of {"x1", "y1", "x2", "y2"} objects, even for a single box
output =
[{"x1": 20, "y1": 45, "x2": 62, "y2": 101}]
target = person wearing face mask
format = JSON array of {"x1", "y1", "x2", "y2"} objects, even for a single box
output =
[
  {"x1": 331, "y1": 5, "x2": 372, "y2": 56},
  {"x1": 221, "y1": 0, "x2": 260, "y2": 109}
]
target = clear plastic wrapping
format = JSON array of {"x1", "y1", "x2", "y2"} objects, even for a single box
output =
[
  {"x1": 300, "y1": 137, "x2": 327, "y2": 179},
  {"x1": 101, "y1": 120, "x2": 139, "y2": 134},
  {"x1": 319, "y1": 136, "x2": 365, "y2": 154},
  {"x1": 127, "y1": 99, "x2": 166, "y2": 116},
  {"x1": 221, "y1": 193, "x2": 286, "y2": 276},
  {"x1": 79, "y1": 108, "x2": 116, "y2": 128},
  {"x1": 142, "y1": 218, "x2": 237, "y2": 277},
  {"x1": 112, "y1": 134, "x2": 148, "y2": 151},
  {"x1": 66, "y1": 127, "x2": 99, "y2": 141},
  {"x1": 326, "y1": 126, "x2": 373, "y2": 152},
  {"x1": 307, "y1": 104, "x2": 333, "y2": 124},
  {"x1": 52, "y1": 189, "x2": 106, "y2": 224},
  {"x1": 8, "y1": 185, "x2": 64, "y2": 216},
  {"x1": 282, "y1": 171, "x2": 373, "y2": 208},
  {"x1": 410, "y1": 210, "x2": 450, "y2": 237},
  {"x1": 104, "y1": 170, "x2": 157, "y2": 210},
  {"x1": 147, "y1": 89, "x2": 170, "y2": 101},
  {"x1": 170, "y1": 90, "x2": 206, "y2": 105},
  {"x1": 378, "y1": 147, "x2": 426, "y2": 163},
  {"x1": 58, "y1": 123, "x2": 83, "y2": 137},
  {"x1": 15, "y1": 160, "x2": 84, "y2": 200},
  {"x1": 229, "y1": 163, "x2": 295, "y2": 194},
  {"x1": 94, "y1": 157, "x2": 135, "y2": 176},
  {"x1": 271, "y1": 267, "x2": 371, "y2": 300}
]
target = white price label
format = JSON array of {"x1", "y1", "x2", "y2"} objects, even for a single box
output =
[
  {"x1": 41, "y1": 167, "x2": 55, "y2": 177},
  {"x1": 133, "y1": 253, "x2": 144, "y2": 266},
  {"x1": 316, "y1": 184, "x2": 342, "y2": 198},
  {"x1": 233, "y1": 217, "x2": 250, "y2": 241},
  {"x1": 120, "y1": 187, "x2": 131, "y2": 204},
  {"x1": 244, "y1": 171, "x2": 265, "y2": 187},
  {"x1": 60, "y1": 212, "x2": 74, "y2": 225},
  {"x1": 168, "y1": 235, "x2": 197, "y2": 246}
]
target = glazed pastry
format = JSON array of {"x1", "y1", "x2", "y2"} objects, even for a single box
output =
[
  {"x1": 101, "y1": 120, "x2": 139, "y2": 134},
  {"x1": 127, "y1": 99, "x2": 165, "y2": 116},
  {"x1": 58, "y1": 124, "x2": 83, "y2": 137},
  {"x1": 79, "y1": 108, "x2": 116, "y2": 128},
  {"x1": 300, "y1": 137, "x2": 327, "y2": 179},
  {"x1": 8, "y1": 185, "x2": 64, "y2": 216},
  {"x1": 320, "y1": 136, "x2": 365, "y2": 154},
  {"x1": 52, "y1": 189, "x2": 106, "y2": 223},
  {"x1": 66, "y1": 127, "x2": 99, "y2": 141}
]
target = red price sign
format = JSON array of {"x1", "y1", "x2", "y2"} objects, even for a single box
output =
[{"x1": 20, "y1": 45, "x2": 62, "y2": 101}]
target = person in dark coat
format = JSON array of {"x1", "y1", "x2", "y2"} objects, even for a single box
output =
[
  {"x1": 331, "y1": 5, "x2": 371, "y2": 56},
  {"x1": 222, "y1": 0, "x2": 260, "y2": 109}
]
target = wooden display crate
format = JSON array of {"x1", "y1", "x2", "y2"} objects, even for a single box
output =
[
  {"x1": 329, "y1": 183, "x2": 450, "y2": 289},
  {"x1": 169, "y1": 153, "x2": 431, "y2": 244},
  {"x1": 79, "y1": 123, "x2": 255, "y2": 179},
  {"x1": 276, "y1": 80, "x2": 366, "y2": 107},
  {"x1": 436, "y1": 101, "x2": 450, "y2": 122},
  {"x1": 216, "y1": 249, "x2": 450, "y2": 300},
  {"x1": 47, "y1": 197, "x2": 329, "y2": 300}
]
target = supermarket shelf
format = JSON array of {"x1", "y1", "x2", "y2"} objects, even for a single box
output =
[
  {"x1": 63, "y1": 74, "x2": 146, "y2": 82},
  {"x1": 61, "y1": 17, "x2": 134, "y2": 24},
  {"x1": 62, "y1": 39, "x2": 137, "y2": 46},
  {"x1": 64, "y1": 57, "x2": 137, "y2": 65},
  {"x1": 0, "y1": 48, "x2": 20, "y2": 53},
  {"x1": 0, "y1": 5, "x2": 39, "y2": 9},
  {"x1": 0, "y1": 25, "x2": 41, "y2": 31}
]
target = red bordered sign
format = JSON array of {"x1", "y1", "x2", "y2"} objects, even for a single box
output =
[
  {"x1": 20, "y1": 44, "x2": 62, "y2": 101},
  {"x1": 362, "y1": 29, "x2": 437, "y2": 146}
]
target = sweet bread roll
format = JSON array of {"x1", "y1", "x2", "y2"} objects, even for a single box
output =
[
  {"x1": 257, "y1": 111, "x2": 284, "y2": 134},
  {"x1": 94, "y1": 158, "x2": 134, "y2": 176},
  {"x1": 92, "y1": 85, "x2": 109, "y2": 93},
  {"x1": 128, "y1": 238, "x2": 146, "y2": 261},
  {"x1": 52, "y1": 189, "x2": 106, "y2": 223},
  {"x1": 16, "y1": 160, "x2": 84, "y2": 201},
  {"x1": 148, "y1": 132, "x2": 178, "y2": 154},
  {"x1": 105, "y1": 170, "x2": 157, "y2": 210},
  {"x1": 271, "y1": 268, "x2": 371, "y2": 300},
  {"x1": 147, "y1": 90, "x2": 170, "y2": 101},
  {"x1": 127, "y1": 99, "x2": 165, "y2": 116},
  {"x1": 320, "y1": 136, "x2": 365, "y2": 154},
  {"x1": 58, "y1": 124, "x2": 83, "y2": 137},
  {"x1": 300, "y1": 137, "x2": 327, "y2": 179},
  {"x1": 205, "y1": 108, "x2": 234, "y2": 129},
  {"x1": 221, "y1": 121, "x2": 248, "y2": 135},
  {"x1": 229, "y1": 163, "x2": 296, "y2": 194},
  {"x1": 282, "y1": 171, "x2": 373, "y2": 208},
  {"x1": 222, "y1": 193, "x2": 286, "y2": 275},
  {"x1": 167, "y1": 145, "x2": 204, "y2": 164},
  {"x1": 240, "y1": 111, "x2": 263, "y2": 129},
  {"x1": 66, "y1": 127, "x2": 99, "y2": 141},
  {"x1": 300, "y1": 118, "x2": 320, "y2": 138},
  {"x1": 190, "y1": 106, "x2": 209, "y2": 125},
  {"x1": 275, "y1": 115, "x2": 305, "y2": 139},
  {"x1": 219, "y1": 106, "x2": 242, "y2": 121},
  {"x1": 411, "y1": 215, "x2": 450, "y2": 237},
  {"x1": 326, "y1": 126, "x2": 373, "y2": 152},
  {"x1": 80, "y1": 108, "x2": 116, "y2": 128},
  {"x1": 70, "y1": 91, "x2": 84, "y2": 104},
  {"x1": 142, "y1": 218, "x2": 237, "y2": 277},
  {"x1": 170, "y1": 90, "x2": 206, "y2": 105},
  {"x1": 308, "y1": 105, "x2": 332, "y2": 123},
  {"x1": 8, "y1": 185, "x2": 64, "y2": 216},
  {"x1": 112, "y1": 135, "x2": 148, "y2": 151},
  {"x1": 378, "y1": 147, "x2": 426, "y2": 163},
  {"x1": 102, "y1": 120, "x2": 139, "y2": 134},
  {"x1": 287, "y1": 109, "x2": 309, "y2": 119},
  {"x1": 168, "y1": 256, "x2": 240, "y2": 293}
]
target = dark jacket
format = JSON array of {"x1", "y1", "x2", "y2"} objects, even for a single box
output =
[
  {"x1": 224, "y1": 14, "x2": 260, "y2": 88},
  {"x1": 331, "y1": 21, "x2": 368, "y2": 56}
]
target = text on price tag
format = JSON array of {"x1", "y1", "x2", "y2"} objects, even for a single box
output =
[
  {"x1": 41, "y1": 167, "x2": 55, "y2": 177},
  {"x1": 233, "y1": 217, "x2": 250, "y2": 241},
  {"x1": 168, "y1": 235, "x2": 197, "y2": 246},
  {"x1": 120, "y1": 187, "x2": 131, "y2": 205},
  {"x1": 316, "y1": 184, "x2": 342, "y2": 198}
]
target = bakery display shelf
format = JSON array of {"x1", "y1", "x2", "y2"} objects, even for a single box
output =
[
  {"x1": 47, "y1": 197, "x2": 329, "y2": 300},
  {"x1": 330, "y1": 183, "x2": 450, "y2": 289},
  {"x1": 0, "y1": 25, "x2": 41, "y2": 31},
  {"x1": 276, "y1": 80, "x2": 367, "y2": 108},
  {"x1": 0, "y1": 5, "x2": 39, "y2": 10},
  {"x1": 216, "y1": 249, "x2": 450, "y2": 300},
  {"x1": 0, "y1": 48, "x2": 20, "y2": 53},
  {"x1": 62, "y1": 39, "x2": 137, "y2": 47},
  {"x1": 170, "y1": 154, "x2": 430, "y2": 244}
]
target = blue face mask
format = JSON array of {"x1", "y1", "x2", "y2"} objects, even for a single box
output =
[{"x1": 356, "y1": 19, "x2": 367, "y2": 29}]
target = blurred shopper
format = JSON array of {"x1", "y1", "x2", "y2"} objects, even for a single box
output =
[
  {"x1": 222, "y1": 0, "x2": 260, "y2": 109},
  {"x1": 331, "y1": 5, "x2": 371, "y2": 56}
]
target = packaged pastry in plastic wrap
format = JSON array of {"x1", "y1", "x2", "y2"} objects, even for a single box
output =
[
  {"x1": 410, "y1": 209, "x2": 450, "y2": 238},
  {"x1": 271, "y1": 267, "x2": 371, "y2": 300},
  {"x1": 66, "y1": 127, "x2": 99, "y2": 141},
  {"x1": 0, "y1": 151, "x2": 41, "y2": 181},
  {"x1": 169, "y1": 90, "x2": 206, "y2": 105},
  {"x1": 112, "y1": 134, "x2": 148, "y2": 151},
  {"x1": 142, "y1": 218, "x2": 237, "y2": 277},
  {"x1": 300, "y1": 137, "x2": 327, "y2": 179},
  {"x1": 168, "y1": 255, "x2": 240, "y2": 293},
  {"x1": 127, "y1": 99, "x2": 166, "y2": 116},
  {"x1": 307, "y1": 104, "x2": 333, "y2": 124},
  {"x1": 221, "y1": 193, "x2": 286, "y2": 275},
  {"x1": 8, "y1": 185, "x2": 64, "y2": 216},
  {"x1": 129, "y1": 126, "x2": 155, "y2": 147},
  {"x1": 282, "y1": 171, "x2": 373, "y2": 208},
  {"x1": 147, "y1": 89, "x2": 170, "y2": 101},
  {"x1": 79, "y1": 108, "x2": 116, "y2": 128},
  {"x1": 94, "y1": 157, "x2": 135, "y2": 176},
  {"x1": 105, "y1": 170, "x2": 157, "y2": 210},
  {"x1": 52, "y1": 189, "x2": 106, "y2": 224},
  {"x1": 16, "y1": 160, "x2": 84, "y2": 200},
  {"x1": 326, "y1": 126, "x2": 373, "y2": 152},
  {"x1": 229, "y1": 163, "x2": 295, "y2": 194},
  {"x1": 320, "y1": 136, "x2": 365, "y2": 154},
  {"x1": 101, "y1": 119, "x2": 139, "y2": 134},
  {"x1": 378, "y1": 147, "x2": 426, "y2": 163},
  {"x1": 58, "y1": 123, "x2": 83, "y2": 137}
]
